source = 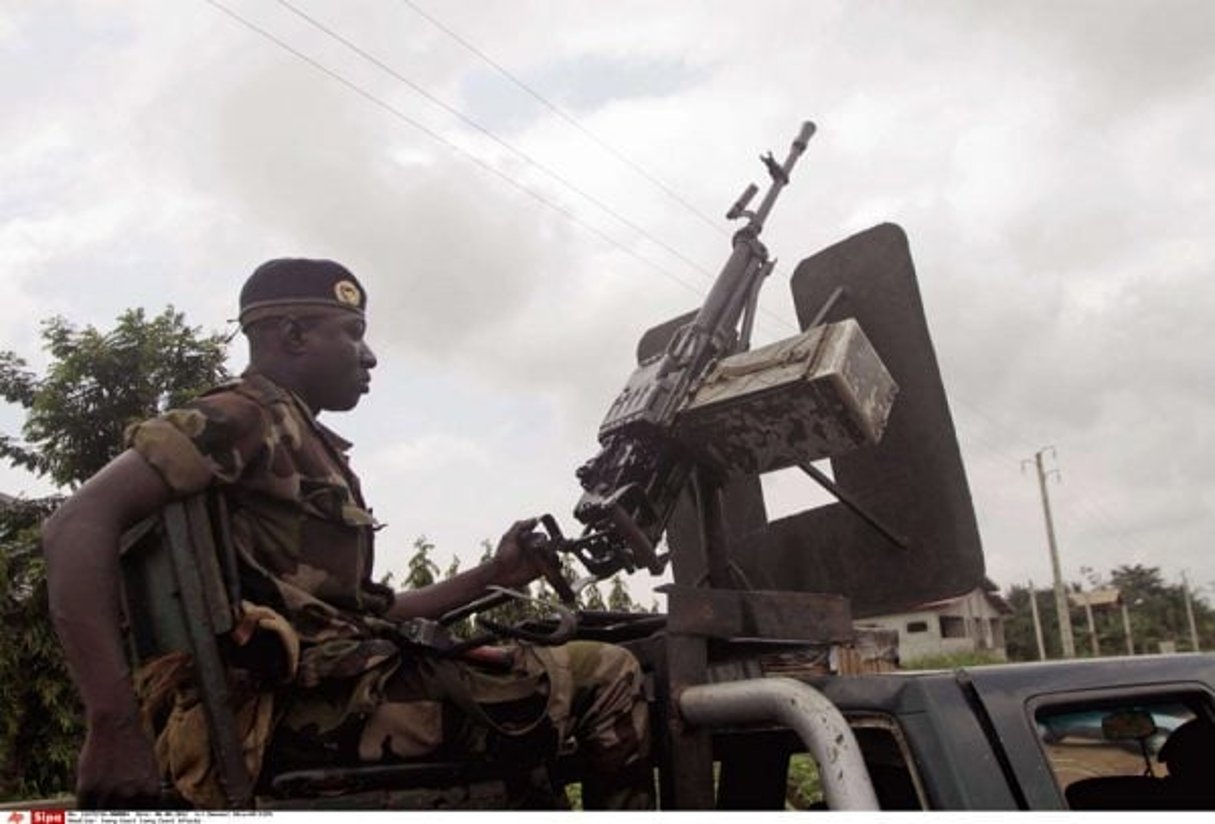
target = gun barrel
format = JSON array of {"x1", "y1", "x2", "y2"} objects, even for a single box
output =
[
  {"x1": 794, "y1": 121, "x2": 816, "y2": 151},
  {"x1": 747, "y1": 120, "x2": 816, "y2": 236},
  {"x1": 687, "y1": 121, "x2": 816, "y2": 358}
]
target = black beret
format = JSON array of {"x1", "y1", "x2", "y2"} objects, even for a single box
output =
[{"x1": 239, "y1": 258, "x2": 367, "y2": 327}]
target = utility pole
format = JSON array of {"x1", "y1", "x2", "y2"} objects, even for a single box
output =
[
  {"x1": 1079, "y1": 592, "x2": 1100, "y2": 657},
  {"x1": 1024, "y1": 447, "x2": 1074, "y2": 658},
  {"x1": 1182, "y1": 571, "x2": 1200, "y2": 652},
  {"x1": 1028, "y1": 579, "x2": 1047, "y2": 660},
  {"x1": 1121, "y1": 598, "x2": 1134, "y2": 655}
]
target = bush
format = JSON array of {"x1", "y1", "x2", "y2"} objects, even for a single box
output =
[
  {"x1": 901, "y1": 650, "x2": 1005, "y2": 670},
  {"x1": 0, "y1": 496, "x2": 79, "y2": 801}
]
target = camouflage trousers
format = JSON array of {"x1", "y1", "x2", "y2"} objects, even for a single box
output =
[{"x1": 265, "y1": 640, "x2": 653, "y2": 808}]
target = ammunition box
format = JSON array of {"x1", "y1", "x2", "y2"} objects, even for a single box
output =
[{"x1": 674, "y1": 319, "x2": 897, "y2": 476}]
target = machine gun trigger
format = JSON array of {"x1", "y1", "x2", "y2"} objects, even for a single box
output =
[{"x1": 606, "y1": 501, "x2": 665, "y2": 575}]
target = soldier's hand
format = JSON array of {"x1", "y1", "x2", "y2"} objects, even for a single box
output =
[
  {"x1": 491, "y1": 518, "x2": 546, "y2": 589},
  {"x1": 76, "y1": 715, "x2": 164, "y2": 810}
]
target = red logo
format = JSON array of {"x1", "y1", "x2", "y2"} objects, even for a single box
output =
[
  {"x1": 31, "y1": 813, "x2": 64, "y2": 824},
  {"x1": 6, "y1": 812, "x2": 24, "y2": 824}
]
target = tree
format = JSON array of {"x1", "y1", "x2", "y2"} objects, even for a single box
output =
[
  {"x1": 1004, "y1": 584, "x2": 1060, "y2": 661},
  {"x1": 1002, "y1": 565, "x2": 1215, "y2": 662},
  {"x1": 0, "y1": 308, "x2": 229, "y2": 487},
  {"x1": 581, "y1": 581, "x2": 606, "y2": 611},
  {"x1": 0, "y1": 496, "x2": 77, "y2": 800},
  {"x1": 1107, "y1": 564, "x2": 1210, "y2": 654},
  {"x1": 0, "y1": 306, "x2": 230, "y2": 800},
  {"x1": 608, "y1": 574, "x2": 636, "y2": 612},
  {"x1": 405, "y1": 536, "x2": 441, "y2": 589}
]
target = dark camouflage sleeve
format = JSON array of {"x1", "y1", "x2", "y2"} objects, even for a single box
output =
[{"x1": 125, "y1": 390, "x2": 269, "y2": 494}]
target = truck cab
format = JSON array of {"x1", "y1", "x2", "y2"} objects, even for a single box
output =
[{"x1": 798, "y1": 653, "x2": 1215, "y2": 810}]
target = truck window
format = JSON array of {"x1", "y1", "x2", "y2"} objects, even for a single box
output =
[
  {"x1": 851, "y1": 717, "x2": 924, "y2": 809},
  {"x1": 1034, "y1": 695, "x2": 1215, "y2": 810},
  {"x1": 780, "y1": 714, "x2": 925, "y2": 810}
]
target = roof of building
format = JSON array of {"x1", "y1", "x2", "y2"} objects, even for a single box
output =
[
  {"x1": 884, "y1": 584, "x2": 1013, "y2": 617},
  {"x1": 1069, "y1": 587, "x2": 1122, "y2": 607}
]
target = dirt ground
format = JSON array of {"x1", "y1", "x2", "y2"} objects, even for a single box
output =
[{"x1": 1042, "y1": 739, "x2": 1168, "y2": 789}]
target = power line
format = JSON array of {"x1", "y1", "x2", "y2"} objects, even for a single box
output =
[
  {"x1": 275, "y1": 0, "x2": 723, "y2": 286},
  {"x1": 206, "y1": 0, "x2": 801, "y2": 341},
  {"x1": 1060, "y1": 492, "x2": 1157, "y2": 565},
  {"x1": 955, "y1": 405, "x2": 1159, "y2": 566},
  {"x1": 202, "y1": 0, "x2": 710, "y2": 302},
  {"x1": 391, "y1": 0, "x2": 812, "y2": 342},
  {"x1": 398, "y1": 0, "x2": 731, "y2": 239},
  {"x1": 945, "y1": 387, "x2": 1164, "y2": 579},
  {"x1": 208, "y1": 3, "x2": 1114, "y2": 539}
]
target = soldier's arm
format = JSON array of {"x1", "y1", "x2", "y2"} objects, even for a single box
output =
[
  {"x1": 42, "y1": 450, "x2": 181, "y2": 808},
  {"x1": 387, "y1": 518, "x2": 545, "y2": 620}
]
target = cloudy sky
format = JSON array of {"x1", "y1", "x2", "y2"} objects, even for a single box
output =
[{"x1": 3, "y1": 0, "x2": 1213, "y2": 612}]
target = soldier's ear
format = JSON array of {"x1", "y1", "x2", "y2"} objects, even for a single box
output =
[{"x1": 278, "y1": 315, "x2": 310, "y2": 355}]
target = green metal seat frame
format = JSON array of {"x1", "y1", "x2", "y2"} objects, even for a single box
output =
[{"x1": 119, "y1": 493, "x2": 253, "y2": 807}]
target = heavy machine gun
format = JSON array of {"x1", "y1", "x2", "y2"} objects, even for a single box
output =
[
  {"x1": 456, "y1": 121, "x2": 900, "y2": 646},
  {"x1": 549, "y1": 122, "x2": 817, "y2": 582}
]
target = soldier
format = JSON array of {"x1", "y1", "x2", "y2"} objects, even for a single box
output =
[{"x1": 42, "y1": 258, "x2": 653, "y2": 810}]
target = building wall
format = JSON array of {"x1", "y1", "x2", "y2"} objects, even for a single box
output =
[{"x1": 859, "y1": 589, "x2": 1009, "y2": 664}]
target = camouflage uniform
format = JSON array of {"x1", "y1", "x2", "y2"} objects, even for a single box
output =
[{"x1": 127, "y1": 370, "x2": 651, "y2": 807}]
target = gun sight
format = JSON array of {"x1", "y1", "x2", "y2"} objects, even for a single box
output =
[{"x1": 726, "y1": 183, "x2": 758, "y2": 220}]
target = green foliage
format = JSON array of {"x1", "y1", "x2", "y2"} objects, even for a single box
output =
[
  {"x1": 785, "y1": 753, "x2": 824, "y2": 809},
  {"x1": 0, "y1": 308, "x2": 230, "y2": 488},
  {"x1": 902, "y1": 650, "x2": 1005, "y2": 670},
  {"x1": 0, "y1": 496, "x2": 80, "y2": 801},
  {"x1": 563, "y1": 781, "x2": 582, "y2": 810},
  {"x1": 0, "y1": 306, "x2": 230, "y2": 799},
  {"x1": 1003, "y1": 564, "x2": 1215, "y2": 661},
  {"x1": 581, "y1": 581, "x2": 606, "y2": 610},
  {"x1": 405, "y1": 536, "x2": 441, "y2": 589},
  {"x1": 1108, "y1": 564, "x2": 1213, "y2": 654},
  {"x1": 608, "y1": 575, "x2": 635, "y2": 612},
  {"x1": 1003, "y1": 584, "x2": 1055, "y2": 661}
]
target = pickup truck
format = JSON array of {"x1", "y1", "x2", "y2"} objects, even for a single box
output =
[
  {"x1": 744, "y1": 652, "x2": 1215, "y2": 810},
  {"x1": 5, "y1": 645, "x2": 1208, "y2": 812}
]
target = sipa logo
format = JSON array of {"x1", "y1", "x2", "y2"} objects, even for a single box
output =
[
  {"x1": 6, "y1": 812, "x2": 24, "y2": 824},
  {"x1": 31, "y1": 813, "x2": 64, "y2": 824}
]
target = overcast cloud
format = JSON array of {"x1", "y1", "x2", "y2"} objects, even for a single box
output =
[{"x1": 3, "y1": 0, "x2": 1214, "y2": 610}]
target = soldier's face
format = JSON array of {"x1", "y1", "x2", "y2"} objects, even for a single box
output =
[{"x1": 298, "y1": 311, "x2": 377, "y2": 412}]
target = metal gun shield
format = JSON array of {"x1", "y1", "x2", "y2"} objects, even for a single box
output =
[
  {"x1": 653, "y1": 223, "x2": 984, "y2": 617},
  {"x1": 765, "y1": 222, "x2": 985, "y2": 616}
]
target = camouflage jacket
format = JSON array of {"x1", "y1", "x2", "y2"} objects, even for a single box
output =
[{"x1": 127, "y1": 370, "x2": 399, "y2": 684}]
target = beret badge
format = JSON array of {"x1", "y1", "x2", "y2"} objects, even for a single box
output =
[{"x1": 334, "y1": 280, "x2": 363, "y2": 307}]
